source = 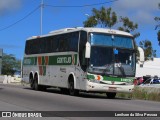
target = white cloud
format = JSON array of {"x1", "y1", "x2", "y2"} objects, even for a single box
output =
[
  {"x1": 112, "y1": 0, "x2": 159, "y2": 25},
  {"x1": 0, "y1": 0, "x2": 22, "y2": 16}
]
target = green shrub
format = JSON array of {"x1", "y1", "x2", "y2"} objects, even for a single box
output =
[
  {"x1": 117, "y1": 86, "x2": 160, "y2": 102},
  {"x1": 132, "y1": 86, "x2": 160, "y2": 102}
]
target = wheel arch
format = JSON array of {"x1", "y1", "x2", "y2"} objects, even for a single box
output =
[{"x1": 68, "y1": 72, "x2": 77, "y2": 89}]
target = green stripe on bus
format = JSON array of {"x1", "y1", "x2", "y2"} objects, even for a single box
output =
[
  {"x1": 23, "y1": 54, "x2": 78, "y2": 66},
  {"x1": 87, "y1": 74, "x2": 133, "y2": 82},
  {"x1": 103, "y1": 76, "x2": 133, "y2": 82},
  {"x1": 23, "y1": 57, "x2": 37, "y2": 65},
  {"x1": 49, "y1": 54, "x2": 77, "y2": 65}
]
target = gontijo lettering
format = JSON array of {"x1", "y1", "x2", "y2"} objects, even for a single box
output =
[{"x1": 57, "y1": 57, "x2": 71, "y2": 64}]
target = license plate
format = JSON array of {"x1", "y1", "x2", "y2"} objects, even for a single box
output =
[{"x1": 108, "y1": 87, "x2": 117, "y2": 91}]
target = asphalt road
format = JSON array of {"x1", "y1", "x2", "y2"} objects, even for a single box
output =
[{"x1": 0, "y1": 84, "x2": 159, "y2": 120}]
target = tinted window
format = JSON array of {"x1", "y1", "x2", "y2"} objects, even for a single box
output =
[
  {"x1": 25, "y1": 31, "x2": 79, "y2": 54},
  {"x1": 70, "y1": 32, "x2": 79, "y2": 51}
]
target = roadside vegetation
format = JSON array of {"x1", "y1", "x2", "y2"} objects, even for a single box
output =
[
  {"x1": 2, "y1": 53, "x2": 21, "y2": 76},
  {"x1": 117, "y1": 86, "x2": 160, "y2": 102}
]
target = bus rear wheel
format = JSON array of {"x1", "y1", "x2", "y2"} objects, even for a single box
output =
[
  {"x1": 34, "y1": 74, "x2": 45, "y2": 91},
  {"x1": 60, "y1": 88, "x2": 69, "y2": 95},
  {"x1": 30, "y1": 74, "x2": 46, "y2": 91},
  {"x1": 30, "y1": 76, "x2": 35, "y2": 90},
  {"x1": 34, "y1": 75, "x2": 39, "y2": 91},
  {"x1": 106, "y1": 92, "x2": 116, "y2": 99}
]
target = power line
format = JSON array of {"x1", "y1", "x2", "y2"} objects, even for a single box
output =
[
  {"x1": 45, "y1": 0, "x2": 118, "y2": 8},
  {"x1": 0, "y1": 0, "x2": 118, "y2": 32},
  {"x1": 0, "y1": 5, "x2": 40, "y2": 32}
]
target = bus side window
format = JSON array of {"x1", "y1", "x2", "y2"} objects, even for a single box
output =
[
  {"x1": 70, "y1": 32, "x2": 79, "y2": 52},
  {"x1": 59, "y1": 39, "x2": 65, "y2": 52},
  {"x1": 52, "y1": 35, "x2": 60, "y2": 52}
]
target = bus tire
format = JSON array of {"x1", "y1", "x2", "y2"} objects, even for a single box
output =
[
  {"x1": 106, "y1": 92, "x2": 116, "y2": 99},
  {"x1": 34, "y1": 75, "x2": 39, "y2": 91},
  {"x1": 39, "y1": 85, "x2": 47, "y2": 91},
  {"x1": 69, "y1": 78, "x2": 79, "y2": 96},
  {"x1": 60, "y1": 88, "x2": 69, "y2": 95},
  {"x1": 34, "y1": 74, "x2": 46, "y2": 91},
  {"x1": 30, "y1": 75, "x2": 35, "y2": 90}
]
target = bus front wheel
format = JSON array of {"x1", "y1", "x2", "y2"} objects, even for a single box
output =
[
  {"x1": 69, "y1": 79, "x2": 79, "y2": 96},
  {"x1": 106, "y1": 92, "x2": 116, "y2": 99}
]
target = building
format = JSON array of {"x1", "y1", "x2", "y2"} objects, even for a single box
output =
[{"x1": 136, "y1": 58, "x2": 160, "y2": 77}]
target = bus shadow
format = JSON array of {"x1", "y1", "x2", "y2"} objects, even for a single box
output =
[
  {"x1": 77, "y1": 93, "x2": 131, "y2": 100},
  {"x1": 24, "y1": 87, "x2": 61, "y2": 95},
  {"x1": 0, "y1": 88, "x2": 3, "y2": 90},
  {"x1": 23, "y1": 87, "x2": 131, "y2": 100}
]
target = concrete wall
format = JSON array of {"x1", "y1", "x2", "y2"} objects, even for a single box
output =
[{"x1": 0, "y1": 75, "x2": 21, "y2": 84}]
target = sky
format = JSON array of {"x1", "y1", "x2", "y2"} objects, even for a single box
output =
[{"x1": 0, "y1": 0, "x2": 159, "y2": 59}]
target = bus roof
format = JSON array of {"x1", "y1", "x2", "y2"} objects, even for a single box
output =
[{"x1": 27, "y1": 27, "x2": 133, "y2": 40}]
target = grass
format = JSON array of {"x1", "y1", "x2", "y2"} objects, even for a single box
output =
[
  {"x1": 117, "y1": 86, "x2": 160, "y2": 102},
  {"x1": 117, "y1": 93, "x2": 132, "y2": 99}
]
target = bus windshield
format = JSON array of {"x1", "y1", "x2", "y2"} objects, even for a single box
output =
[{"x1": 88, "y1": 33, "x2": 136, "y2": 77}]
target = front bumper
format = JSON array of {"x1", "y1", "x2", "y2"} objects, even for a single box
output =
[{"x1": 86, "y1": 81, "x2": 134, "y2": 93}]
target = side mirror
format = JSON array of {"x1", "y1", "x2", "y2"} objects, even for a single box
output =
[
  {"x1": 85, "y1": 42, "x2": 91, "y2": 58},
  {"x1": 138, "y1": 47, "x2": 144, "y2": 67},
  {"x1": 138, "y1": 47, "x2": 144, "y2": 62}
]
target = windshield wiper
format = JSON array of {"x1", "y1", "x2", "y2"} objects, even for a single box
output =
[{"x1": 117, "y1": 66, "x2": 126, "y2": 77}]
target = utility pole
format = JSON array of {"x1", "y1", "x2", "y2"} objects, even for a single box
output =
[{"x1": 40, "y1": 0, "x2": 44, "y2": 35}]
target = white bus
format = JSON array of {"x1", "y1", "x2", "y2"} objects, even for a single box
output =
[{"x1": 23, "y1": 27, "x2": 136, "y2": 98}]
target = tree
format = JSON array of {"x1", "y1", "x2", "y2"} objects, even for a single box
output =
[
  {"x1": 139, "y1": 40, "x2": 156, "y2": 60},
  {"x1": 155, "y1": 3, "x2": 160, "y2": 45},
  {"x1": 83, "y1": 6, "x2": 139, "y2": 38},
  {"x1": 2, "y1": 53, "x2": 21, "y2": 76},
  {"x1": 118, "y1": 17, "x2": 140, "y2": 38},
  {"x1": 83, "y1": 16, "x2": 98, "y2": 27},
  {"x1": 84, "y1": 7, "x2": 117, "y2": 28}
]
